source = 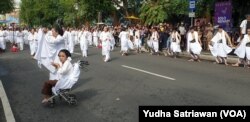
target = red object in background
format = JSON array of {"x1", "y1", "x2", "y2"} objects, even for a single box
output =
[
  {"x1": 98, "y1": 43, "x2": 102, "y2": 49},
  {"x1": 11, "y1": 44, "x2": 18, "y2": 52}
]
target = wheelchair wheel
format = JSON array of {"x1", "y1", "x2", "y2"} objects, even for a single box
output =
[
  {"x1": 69, "y1": 99, "x2": 77, "y2": 106},
  {"x1": 69, "y1": 94, "x2": 76, "y2": 99}
]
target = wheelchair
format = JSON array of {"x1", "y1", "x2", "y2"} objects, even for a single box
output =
[{"x1": 45, "y1": 60, "x2": 89, "y2": 107}]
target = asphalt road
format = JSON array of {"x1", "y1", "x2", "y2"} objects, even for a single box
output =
[{"x1": 0, "y1": 44, "x2": 250, "y2": 122}]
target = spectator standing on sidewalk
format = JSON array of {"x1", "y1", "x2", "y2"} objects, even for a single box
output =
[
  {"x1": 205, "y1": 23, "x2": 214, "y2": 51},
  {"x1": 178, "y1": 22, "x2": 186, "y2": 50}
]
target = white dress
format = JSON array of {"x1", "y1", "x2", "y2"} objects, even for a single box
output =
[
  {"x1": 100, "y1": 31, "x2": 112, "y2": 61},
  {"x1": 187, "y1": 31, "x2": 202, "y2": 55},
  {"x1": 68, "y1": 31, "x2": 75, "y2": 53},
  {"x1": 0, "y1": 30, "x2": 6, "y2": 50},
  {"x1": 52, "y1": 58, "x2": 73, "y2": 94},
  {"x1": 87, "y1": 31, "x2": 93, "y2": 46},
  {"x1": 210, "y1": 31, "x2": 232, "y2": 57},
  {"x1": 234, "y1": 35, "x2": 250, "y2": 60},
  {"x1": 16, "y1": 31, "x2": 24, "y2": 44},
  {"x1": 23, "y1": 30, "x2": 29, "y2": 44},
  {"x1": 119, "y1": 31, "x2": 129, "y2": 52},
  {"x1": 46, "y1": 34, "x2": 66, "y2": 80},
  {"x1": 28, "y1": 32, "x2": 38, "y2": 55},
  {"x1": 8, "y1": 31, "x2": 16, "y2": 43},
  {"x1": 170, "y1": 32, "x2": 181, "y2": 53},
  {"x1": 148, "y1": 31, "x2": 159, "y2": 52},
  {"x1": 134, "y1": 30, "x2": 142, "y2": 48},
  {"x1": 63, "y1": 31, "x2": 70, "y2": 50},
  {"x1": 93, "y1": 31, "x2": 99, "y2": 47},
  {"x1": 80, "y1": 31, "x2": 89, "y2": 57}
]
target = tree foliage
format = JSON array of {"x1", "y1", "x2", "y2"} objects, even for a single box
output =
[
  {"x1": 139, "y1": 0, "x2": 188, "y2": 25},
  {"x1": 0, "y1": 0, "x2": 14, "y2": 14},
  {"x1": 20, "y1": 0, "x2": 114, "y2": 27}
]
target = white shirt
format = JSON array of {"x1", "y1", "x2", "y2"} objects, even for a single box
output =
[
  {"x1": 179, "y1": 26, "x2": 186, "y2": 35},
  {"x1": 240, "y1": 20, "x2": 247, "y2": 34},
  {"x1": 119, "y1": 31, "x2": 129, "y2": 41},
  {"x1": 100, "y1": 31, "x2": 112, "y2": 42},
  {"x1": 28, "y1": 33, "x2": 38, "y2": 43}
]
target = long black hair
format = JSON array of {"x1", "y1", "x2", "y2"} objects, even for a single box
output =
[
  {"x1": 58, "y1": 49, "x2": 71, "y2": 58},
  {"x1": 54, "y1": 18, "x2": 64, "y2": 36}
]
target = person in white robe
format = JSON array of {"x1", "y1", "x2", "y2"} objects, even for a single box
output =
[
  {"x1": 0, "y1": 27, "x2": 7, "y2": 51},
  {"x1": 209, "y1": 26, "x2": 233, "y2": 65},
  {"x1": 86, "y1": 27, "x2": 92, "y2": 46},
  {"x1": 187, "y1": 27, "x2": 202, "y2": 62},
  {"x1": 240, "y1": 14, "x2": 250, "y2": 36},
  {"x1": 93, "y1": 28, "x2": 99, "y2": 47},
  {"x1": 110, "y1": 32, "x2": 116, "y2": 51},
  {"x1": 8, "y1": 28, "x2": 15, "y2": 43},
  {"x1": 80, "y1": 27, "x2": 89, "y2": 57},
  {"x1": 147, "y1": 27, "x2": 159, "y2": 55},
  {"x1": 35, "y1": 27, "x2": 66, "y2": 80},
  {"x1": 41, "y1": 49, "x2": 73, "y2": 103},
  {"x1": 100, "y1": 27, "x2": 112, "y2": 62},
  {"x1": 233, "y1": 28, "x2": 250, "y2": 67},
  {"x1": 77, "y1": 29, "x2": 82, "y2": 45},
  {"x1": 119, "y1": 28, "x2": 129, "y2": 56},
  {"x1": 170, "y1": 29, "x2": 181, "y2": 58},
  {"x1": 23, "y1": 28, "x2": 29, "y2": 45},
  {"x1": 16, "y1": 28, "x2": 25, "y2": 51},
  {"x1": 63, "y1": 28, "x2": 71, "y2": 50},
  {"x1": 68, "y1": 28, "x2": 75, "y2": 53},
  {"x1": 134, "y1": 27, "x2": 142, "y2": 53},
  {"x1": 28, "y1": 28, "x2": 38, "y2": 56}
]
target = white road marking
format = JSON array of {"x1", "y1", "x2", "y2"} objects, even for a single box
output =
[
  {"x1": 121, "y1": 65, "x2": 176, "y2": 81},
  {"x1": 0, "y1": 80, "x2": 15, "y2": 122},
  {"x1": 73, "y1": 52, "x2": 81, "y2": 55}
]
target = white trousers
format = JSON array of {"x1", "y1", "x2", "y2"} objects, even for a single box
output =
[
  {"x1": 153, "y1": 41, "x2": 159, "y2": 52},
  {"x1": 80, "y1": 41, "x2": 88, "y2": 57},
  {"x1": 102, "y1": 41, "x2": 111, "y2": 61},
  {"x1": 18, "y1": 42, "x2": 24, "y2": 50},
  {"x1": 0, "y1": 39, "x2": 6, "y2": 50}
]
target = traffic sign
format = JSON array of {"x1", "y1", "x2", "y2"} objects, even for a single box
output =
[
  {"x1": 189, "y1": 12, "x2": 195, "y2": 17},
  {"x1": 189, "y1": 0, "x2": 196, "y2": 11}
]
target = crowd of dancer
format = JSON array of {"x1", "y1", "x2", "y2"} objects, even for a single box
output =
[{"x1": 0, "y1": 15, "x2": 250, "y2": 68}]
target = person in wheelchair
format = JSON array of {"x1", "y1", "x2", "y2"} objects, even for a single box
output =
[{"x1": 41, "y1": 49, "x2": 73, "y2": 103}]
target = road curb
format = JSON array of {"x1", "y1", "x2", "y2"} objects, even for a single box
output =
[
  {"x1": 141, "y1": 47, "x2": 238, "y2": 64},
  {"x1": 181, "y1": 52, "x2": 238, "y2": 64},
  {"x1": 0, "y1": 80, "x2": 15, "y2": 122}
]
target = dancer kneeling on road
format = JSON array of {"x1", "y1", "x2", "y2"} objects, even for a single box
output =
[
  {"x1": 41, "y1": 49, "x2": 73, "y2": 103},
  {"x1": 187, "y1": 27, "x2": 202, "y2": 62},
  {"x1": 209, "y1": 26, "x2": 233, "y2": 65},
  {"x1": 233, "y1": 28, "x2": 250, "y2": 68}
]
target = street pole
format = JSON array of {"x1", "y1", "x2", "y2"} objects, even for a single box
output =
[{"x1": 191, "y1": 17, "x2": 193, "y2": 27}]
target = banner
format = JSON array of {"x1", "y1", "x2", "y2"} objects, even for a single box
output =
[{"x1": 214, "y1": 0, "x2": 232, "y2": 29}]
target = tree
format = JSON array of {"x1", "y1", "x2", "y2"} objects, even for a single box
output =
[
  {"x1": 139, "y1": 0, "x2": 188, "y2": 25},
  {"x1": 20, "y1": 0, "x2": 115, "y2": 26},
  {"x1": 111, "y1": 0, "x2": 143, "y2": 17},
  {"x1": 0, "y1": 0, "x2": 14, "y2": 14}
]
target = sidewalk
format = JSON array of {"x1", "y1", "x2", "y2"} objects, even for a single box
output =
[
  {"x1": 140, "y1": 47, "x2": 238, "y2": 63},
  {"x1": 181, "y1": 52, "x2": 238, "y2": 64}
]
